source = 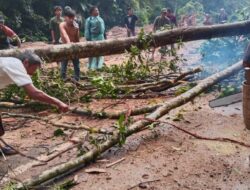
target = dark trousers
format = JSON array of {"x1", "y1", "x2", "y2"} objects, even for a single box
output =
[
  {"x1": 0, "y1": 114, "x2": 4, "y2": 136},
  {"x1": 61, "y1": 59, "x2": 80, "y2": 81},
  {"x1": 127, "y1": 29, "x2": 136, "y2": 37}
]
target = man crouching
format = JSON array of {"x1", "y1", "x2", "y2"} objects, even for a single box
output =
[{"x1": 0, "y1": 51, "x2": 69, "y2": 155}]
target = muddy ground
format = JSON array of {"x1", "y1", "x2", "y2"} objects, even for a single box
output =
[{"x1": 1, "y1": 27, "x2": 250, "y2": 190}]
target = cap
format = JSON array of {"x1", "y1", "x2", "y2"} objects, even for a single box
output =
[
  {"x1": 161, "y1": 8, "x2": 167, "y2": 13},
  {"x1": 64, "y1": 6, "x2": 72, "y2": 11}
]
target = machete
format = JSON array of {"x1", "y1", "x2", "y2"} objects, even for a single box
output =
[{"x1": 209, "y1": 92, "x2": 242, "y2": 108}]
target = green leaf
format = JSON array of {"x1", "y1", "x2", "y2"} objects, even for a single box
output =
[{"x1": 53, "y1": 129, "x2": 65, "y2": 137}]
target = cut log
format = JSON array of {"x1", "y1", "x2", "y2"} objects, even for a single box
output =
[
  {"x1": 15, "y1": 61, "x2": 242, "y2": 189},
  {"x1": 0, "y1": 21, "x2": 250, "y2": 62}
]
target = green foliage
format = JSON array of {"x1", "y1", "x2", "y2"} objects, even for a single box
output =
[
  {"x1": 0, "y1": 0, "x2": 168, "y2": 40},
  {"x1": 91, "y1": 76, "x2": 118, "y2": 98},
  {"x1": 1, "y1": 84, "x2": 26, "y2": 103},
  {"x1": 3, "y1": 182, "x2": 17, "y2": 190},
  {"x1": 1, "y1": 70, "x2": 78, "y2": 104},
  {"x1": 0, "y1": 0, "x2": 51, "y2": 41},
  {"x1": 117, "y1": 114, "x2": 128, "y2": 146},
  {"x1": 175, "y1": 83, "x2": 196, "y2": 96},
  {"x1": 53, "y1": 129, "x2": 65, "y2": 137},
  {"x1": 79, "y1": 95, "x2": 92, "y2": 103},
  {"x1": 52, "y1": 179, "x2": 78, "y2": 190},
  {"x1": 173, "y1": 112, "x2": 184, "y2": 122},
  {"x1": 218, "y1": 85, "x2": 239, "y2": 98},
  {"x1": 102, "y1": 58, "x2": 150, "y2": 84},
  {"x1": 1, "y1": 0, "x2": 250, "y2": 41},
  {"x1": 178, "y1": 1, "x2": 204, "y2": 23}
]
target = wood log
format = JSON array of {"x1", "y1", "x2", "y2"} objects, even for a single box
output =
[
  {"x1": 0, "y1": 21, "x2": 250, "y2": 62},
  {"x1": 15, "y1": 61, "x2": 242, "y2": 189}
]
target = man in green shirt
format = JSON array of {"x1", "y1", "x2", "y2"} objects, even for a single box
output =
[
  {"x1": 153, "y1": 8, "x2": 171, "y2": 32},
  {"x1": 152, "y1": 8, "x2": 171, "y2": 61},
  {"x1": 49, "y1": 6, "x2": 64, "y2": 44}
]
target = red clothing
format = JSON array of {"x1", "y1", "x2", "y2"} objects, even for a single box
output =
[
  {"x1": 167, "y1": 15, "x2": 177, "y2": 26},
  {"x1": 0, "y1": 25, "x2": 17, "y2": 49},
  {"x1": 0, "y1": 25, "x2": 16, "y2": 37}
]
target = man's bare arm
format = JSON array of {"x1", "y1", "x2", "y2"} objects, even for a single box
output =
[
  {"x1": 59, "y1": 23, "x2": 70, "y2": 43},
  {"x1": 23, "y1": 84, "x2": 69, "y2": 112},
  {"x1": 76, "y1": 29, "x2": 80, "y2": 42}
]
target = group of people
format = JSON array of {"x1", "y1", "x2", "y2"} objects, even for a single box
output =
[
  {"x1": 180, "y1": 8, "x2": 228, "y2": 27},
  {"x1": 49, "y1": 5, "x2": 105, "y2": 81},
  {"x1": 203, "y1": 8, "x2": 228, "y2": 26},
  {"x1": 0, "y1": 5, "x2": 229, "y2": 84}
]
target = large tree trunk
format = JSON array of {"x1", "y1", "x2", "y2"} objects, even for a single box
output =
[
  {"x1": 0, "y1": 21, "x2": 250, "y2": 62},
  {"x1": 15, "y1": 61, "x2": 243, "y2": 189}
]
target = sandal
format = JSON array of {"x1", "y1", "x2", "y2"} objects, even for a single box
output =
[{"x1": 0, "y1": 146, "x2": 17, "y2": 156}]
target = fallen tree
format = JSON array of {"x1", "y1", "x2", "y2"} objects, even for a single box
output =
[
  {"x1": 118, "y1": 67, "x2": 202, "y2": 93},
  {"x1": 0, "y1": 21, "x2": 250, "y2": 62},
  {"x1": 72, "y1": 63, "x2": 241, "y2": 119},
  {"x1": 14, "y1": 61, "x2": 243, "y2": 189}
]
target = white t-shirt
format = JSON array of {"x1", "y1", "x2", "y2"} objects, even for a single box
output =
[{"x1": 0, "y1": 57, "x2": 32, "y2": 89}]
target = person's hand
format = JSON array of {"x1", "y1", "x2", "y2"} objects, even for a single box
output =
[{"x1": 57, "y1": 102, "x2": 69, "y2": 113}]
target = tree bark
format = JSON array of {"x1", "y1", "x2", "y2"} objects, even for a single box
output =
[
  {"x1": 0, "y1": 21, "x2": 250, "y2": 62},
  {"x1": 15, "y1": 61, "x2": 243, "y2": 189}
]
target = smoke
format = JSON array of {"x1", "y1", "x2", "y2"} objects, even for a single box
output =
[
  {"x1": 199, "y1": 37, "x2": 246, "y2": 76},
  {"x1": 189, "y1": 37, "x2": 248, "y2": 92}
]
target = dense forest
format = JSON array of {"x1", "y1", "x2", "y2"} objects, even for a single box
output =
[{"x1": 0, "y1": 0, "x2": 250, "y2": 41}]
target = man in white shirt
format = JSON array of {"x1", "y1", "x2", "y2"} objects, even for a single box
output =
[{"x1": 0, "y1": 51, "x2": 69, "y2": 155}]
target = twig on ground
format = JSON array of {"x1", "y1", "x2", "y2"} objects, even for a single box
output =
[
  {"x1": 2, "y1": 112, "x2": 113, "y2": 135},
  {"x1": 128, "y1": 179, "x2": 161, "y2": 190},
  {"x1": 143, "y1": 118, "x2": 250, "y2": 148},
  {"x1": 42, "y1": 144, "x2": 80, "y2": 163},
  {"x1": 106, "y1": 157, "x2": 126, "y2": 168},
  {"x1": 101, "y1": 100, "x2": 126, "y2": 112}
]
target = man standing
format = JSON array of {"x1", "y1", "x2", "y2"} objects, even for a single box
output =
[
  {"x1": 218, "y1": 8, "x2": 228, "y2": 24},
  {"x1": 203, "y1": 14, "x2": 213, "y2": 26},
  {"x1": 0, "y1": 16, "x2": 21, "y2": 50},
  {"x1": 49, "y1": 6, "x2": 64, "y2": 44},
  {"x1": 124, "y1": 8, "x2": 138, "y2": 37},
  {"x1": 153, "y1": 8, "x2": 170, "y2": 32},
  {"x1": 85, "y1": 6, "x2": 105, "y2": 70},
  {"x1": 0, "y1": 51, "x2": 69, "y2": 154},
  {"x1": 166, "y1": 8, "x2": 177, "y2": 28},
  {"x1": 59, "y1": 9, "x2": 80, "y2": 81},
  {"x1": 152, "y1": 8, "x2": 171, "y2": 61}
]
